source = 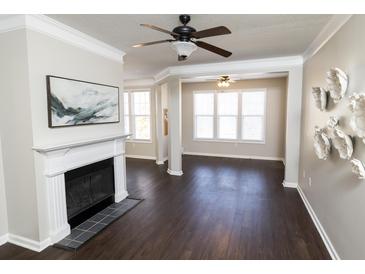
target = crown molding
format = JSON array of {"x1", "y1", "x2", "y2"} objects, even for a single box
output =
[
  {"x1": 154, "y1": 55, "x2": 303, "y2": 83},
  {"x1": 0, "y1": 15, "x2": 125, "y2": 63},
  {"x1": 303, "y1": 14, "x2": 352, "y2": 62},
  {"x1": 124, "y1": 78, "x2": 155, "y2": 88}
]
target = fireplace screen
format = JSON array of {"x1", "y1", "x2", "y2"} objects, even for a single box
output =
[{"x1": 65, "y1": 158, "x2": 115, "y2": 225}]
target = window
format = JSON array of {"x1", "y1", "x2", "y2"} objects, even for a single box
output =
[
  {"x1": 124, "y1": 90, "x2": 151, "y2": 141},
  {"x1": 124, "y1": 93, "x2": 129, "y2": 134},
  {"x1": 217, "y1": 92, "x2": 238, "y2": 139},
  {"x1": 194, "y1": 92, "x2": 214, "y2": 139},
  {"x1": 193, "y1": 89, "x2": 266, "y2": 143},
  {"x1": 242, "y1": 91, "x2": 265, "y2": 141}
]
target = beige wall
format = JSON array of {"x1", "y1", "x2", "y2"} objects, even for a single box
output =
[
  {"x1": 26, "y1": 30, "x2": 124, "y2": 147},
  {"x1": 0, "y1": 28, "x2": 124, "y2": 242},
  {"x1": 182, "y1": 78, "x2": 287, "y2": 159},
  {"x1": 124, "y1": 85, "x2": 157, "y2": 159},
  {"x1": 299, "y1": 15, "x2": 365, "y2": 259},
  {"x1": 0, "y1": 29, "x2": 39, "y2": 240},
  {"x1": 0, "y1": 137, "x2": 8, "y2": 238}
]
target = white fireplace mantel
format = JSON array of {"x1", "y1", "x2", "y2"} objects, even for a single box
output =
[{"x1": 32, "y1": 133, "x2": 131, "y2": 247}]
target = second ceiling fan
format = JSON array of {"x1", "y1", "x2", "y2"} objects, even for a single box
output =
[{"x1": 133, "y1": 14, "x2": 232, "y2": 61}]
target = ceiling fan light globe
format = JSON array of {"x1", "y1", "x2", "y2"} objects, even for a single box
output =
[{"x1": 171, "y1": 41, "x2": 197, "y2": 58}]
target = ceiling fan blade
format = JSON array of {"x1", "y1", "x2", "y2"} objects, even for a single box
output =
[
  {"x1": 132, "y1": 39, "x2": 174, "y2": 48},
  {"x1": 140, "y1": 24, "x2": 178, "y2": 37},
  {"x1": 192, "y1": 26, "x2": 231, "y2": 39},
  {"x1": 195, "y1": 41, "x2": 232, "y2": 58}
]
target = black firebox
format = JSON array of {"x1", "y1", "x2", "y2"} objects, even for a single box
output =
[{"x1": 65, "y1": 158, "x2": 115, "y2": 228}]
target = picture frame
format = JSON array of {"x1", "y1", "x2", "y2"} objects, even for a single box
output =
[{"x1": 46, "y1": 75, "x2": 120, "y2": 128}]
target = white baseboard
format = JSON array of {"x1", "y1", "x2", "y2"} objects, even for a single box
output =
[
  {"x1": 282, "y1": 180, "x2": 298, "y2": 188},
  {"x1": 125, "y1": 154, "x2": 156, "y2": 160},
  {"x1": 156, "y1": 157, "x2": 168, "y2": 165},
  {"x1": 8, "y1": 233, "x2": 51, "y2": 252},
  {"x1": 0, "y1": 233, "x2": 8, "y2": 246},
  {"x1": 50, "y1": 225, "x2": 70, "y2": 244},
  {"x1": 183, "y1": 151, "x2": 284, "y2": 163},
  {"x1": 297, "y1": 185, "x2": 340, "y2": 260},
  {"x1": 167, "y1": 169, "x2": 183, "y2": 176},
  {"x1": 115, "y1": 191, "x2": 129, "y2": 203}
]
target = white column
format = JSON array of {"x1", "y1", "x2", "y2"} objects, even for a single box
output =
[
  {"x1": 155, "y1": 84, "x2": 164, "y2": 165},
  {"x1": 114, "y1": 139, "x2": 129, "y2": 202},
  {"x1": 46, "y1": 174, "x2": 70, "y2": 243},
  {"x1": 166, "y1": 77, "x2": 183, "y2": 176},
  {"x1": 283, "y1": 65, "x2": 303, "y2": 188},
  {"x1": 114, "y1": 155, "x2": 129, "y2": 202}
]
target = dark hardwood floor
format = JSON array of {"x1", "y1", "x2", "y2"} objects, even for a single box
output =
[{"x1": 0, "y1": 156, "x2": 330, "y2": 259}]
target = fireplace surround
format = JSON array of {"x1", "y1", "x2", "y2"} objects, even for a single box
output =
[
  {"x1": 32, "y1": 134, "x2": 130, "y2": 249},
  {"x1": 65, "y1": 158, "x2": 115, "y2": 228}
]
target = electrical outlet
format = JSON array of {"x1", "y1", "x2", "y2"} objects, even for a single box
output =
[
  {"x1": 303, "y1": 170, "x2": 306, "y2": 178},
  {"x1": 308, "y1": 177, "x2": 312, "y2": 187}
]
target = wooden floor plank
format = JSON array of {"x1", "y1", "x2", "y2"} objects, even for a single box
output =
[{"x1": 0, "y1": 156, "x2": 330, "y2": 259}]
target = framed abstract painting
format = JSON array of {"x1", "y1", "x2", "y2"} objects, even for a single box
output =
[{"x1": 46, "y1": 75, "x2": 120, "y2": 128}]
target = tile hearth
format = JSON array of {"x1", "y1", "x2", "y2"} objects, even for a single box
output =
[{"x1": 55, "y1": 198, "x2": 142, "y2": 250}]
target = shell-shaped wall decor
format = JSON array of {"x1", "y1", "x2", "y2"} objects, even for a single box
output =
[
  {"x1": 350, "y1": 158, "x2": 365, "y2": 180},
  {"x1": 327, "y1": 116, "x2": 353, "y2": 160},
  {"x1": 326, "y1": 68, "x2": 348, "y2": 103},
  {"x1": 349, "y1": 93, "x2": 365, "y2": 143},
  {"x1": 312, "y1": 87, "x2": 328, "y2": 111},
  {"x1": 313, "y1": 126, "x2": 331, "y2": 160}
]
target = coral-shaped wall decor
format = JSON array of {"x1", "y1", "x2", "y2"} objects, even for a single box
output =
[
  {"x1": 312, "y1": 87, "x2": 328, "y2": 111},
  {"x1": 326, "y1": 68, "x2": 348, "y2": 103},
  {"x1": 327, "y1": 116, "x2": 353, "y2": 160},
  {"x1": 349, "y1": 93, "x2": 365, "y2": 143},
  {"x1": 350, "y1": 158, "x2": 365, "y2": 180},
  {"x1": 313, "y1": 126, "x2": 331, "y2": 160}
]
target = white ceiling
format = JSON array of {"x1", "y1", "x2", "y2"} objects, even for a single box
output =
[{"x1": 48, "y1": 14, "x2": 332, "y2": 80}]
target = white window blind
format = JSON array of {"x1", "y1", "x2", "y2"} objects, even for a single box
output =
[
  {"x1": 194, "y1": 92, "x2": 214, "y2": 139},
  {"x1": 193, "y1": 89, "x2": 266, "y2": 143},
  {"x1": 124, "y1": 90, "x2": 151, "y2": 141}
]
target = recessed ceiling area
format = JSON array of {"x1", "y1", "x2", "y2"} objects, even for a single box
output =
[{"x1": 48, "y1": 14, "x2": 332, "y2": 80}]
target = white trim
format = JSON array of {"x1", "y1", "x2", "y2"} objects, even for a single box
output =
[
  {"x1": 125, "y1": 154, "x2": 156, "y2": 160},
  {"x1": 282, "y1": 180, "x2": 298, "y2": 188},
  {"x1": 183, "y1": 151, "x2": 284, "y2": 163},
  {"x1": 124, "y1": 78, "x2": 155, "y2": 88},
  {"x1": 167, "y1": 169, "x2": 183, "y2": 176},
  {"x1": 32, "y1": 133, "x2": 130, "y2": 153},
  {"x1": 115, "y1": 191, "x2": 129, "y2": 203},
  {"x1": 0, "y1": 15, "x2": 125, "y2": 63},
  {"x1": 0, "y1": 234, "x2": 8, "y2": 246},
  {"x1": 303, "y1": 15, "x2": 352, "y2": 62},
  {"x1": 7, "y1": 234, "x2": 51, "y2": 252},
  {"x1": 156, "y1": 157, "x2": 168, "y2": 165},
  {"x1": 155, "y1": 56, "x2": 303, "y2": 83},
  {"x1": 297, "y1": 185, "x2": 340, "y2": 260}
]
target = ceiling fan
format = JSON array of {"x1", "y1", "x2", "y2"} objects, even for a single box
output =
[{"x1": 132, "y1": 14, "x2": 232, "y2": 61}]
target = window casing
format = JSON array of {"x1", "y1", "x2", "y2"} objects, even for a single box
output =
[
  {"x1": 193, "y1": 89, "x2": 266, "y2": 143},
  {"x1": 124, "y1": 89, "x2": 151, "y2": 141}
]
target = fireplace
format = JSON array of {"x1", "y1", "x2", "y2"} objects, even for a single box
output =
[
  {"x1": 31, "y1": 134, "x2": 130, "y2": 250},
  {"x1": 65, "y1": 158, "x2": 115, "y2": 228}
]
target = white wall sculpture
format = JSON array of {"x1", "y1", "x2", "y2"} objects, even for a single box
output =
[
  {"x1": 349, "y1": 93, "x2": 365, "y2": 143},
  {"x1": 327, "y1": 116, "x2": 353, "y2": 160},
  {"x1": 326, "y1": 68, "x2": 348, "y2": 103},
  {"x1": 350, "y1": 158, "x2": 365, "y2": 180},
  {"x1": 313, "y1": 126, "x2": 331, "y2": 160},
  {"x1": 312, "y1": 87, "x2": 328, "y2": 111}
]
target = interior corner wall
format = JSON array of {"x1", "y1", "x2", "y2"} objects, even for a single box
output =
[
  {"x1": 299, "y1": 15, "x2": 365, "y2": 259},
  {"x1": 24, "y1": 29, "x2": 124, "y2": 242},
  {"x1": 124, "y1": 85, "x2": 157, "y2": 159},
  {"x1": 182, "y1": 77, "x2": 287, "y2": 160},
  {"x1": 0, "y1": 29, "x2": 39, "y2": 241},
  {"x1": 0, "y1": 137, "x2": 9, "y2": 238}
]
